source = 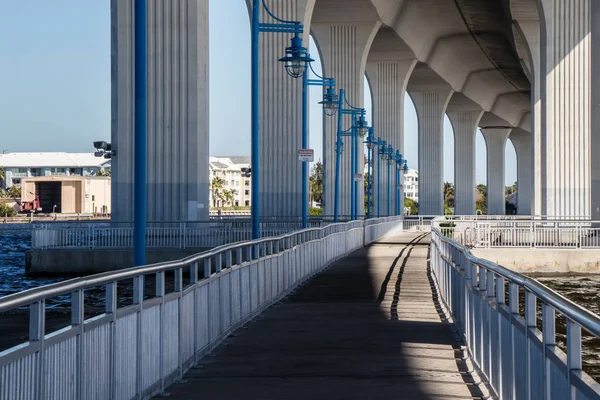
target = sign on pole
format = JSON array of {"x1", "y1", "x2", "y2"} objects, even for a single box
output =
[
  {"x1": 298, "y1": 149, "x2": 314, "y2": 162},
  {"x1": 354, "y1": 173, "x2": 363, "y2": 182}
]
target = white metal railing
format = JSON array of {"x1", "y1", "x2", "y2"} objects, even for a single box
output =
[
  {"x1": 400, "y1": 215, "x2": 436, "y2": 232},
  {"x1": 31, "y1": 221, "x2": 326, "y2": 250},
  {"x1": 0, "y1": 216, "x2": 402, "y2": 400},
  {"x1": 431, "y1": 227, "x2": 600, "y2": 399},
  {"x1": 433, "y1": 216, "x2": 600, "y2": 249}
]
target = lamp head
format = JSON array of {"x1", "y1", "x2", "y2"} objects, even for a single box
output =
[
  {"x1": 279, "y1": 35, "x2": 314, "y2": 78},
  {"x1": 403, "y1": 160, "x2": 408, "y2": 172},
  {"x1": 355, "y1": 113, "x2": 369, "y2": 138},
  {"x1": 319, "y1": 87, "x2": 338, "y2": 116}
]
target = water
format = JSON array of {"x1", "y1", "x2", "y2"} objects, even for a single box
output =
[
  {"x1": 0, "y1": 224, "x2": 63, "y2": 298},
  {"x1": 537, "y1": 276, "x2": 600, "y2": 380}
]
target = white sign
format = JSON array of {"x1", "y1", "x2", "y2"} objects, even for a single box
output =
[
  {"x1": 354, "y1": 174, "x2": 363, "y2": 182},
  {"x1": 298, "y1": 149, "x2": 314, "y2": 162}
]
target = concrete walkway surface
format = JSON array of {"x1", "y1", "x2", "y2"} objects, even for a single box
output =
[{"x1": 165, "y1": 232, "x2": 486, "y2": 400}]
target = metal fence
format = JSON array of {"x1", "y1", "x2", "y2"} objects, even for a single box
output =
[
  {"x1": 431, "y1": 227, "x2": 600, "y2": 399},
  {"x1": 433, "y1": 217, "x2": 600, "y2": 249},
  {"x1": 31, "y1": 220, "x2": 326, "y2": 250},
  {"x1": 31, "y1": 216, "x2": 430, "y2": 250},
  {"x1": 0, "y1": 216, "x2": 402, "y2": 400}
]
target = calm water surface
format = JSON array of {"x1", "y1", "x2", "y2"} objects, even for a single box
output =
[{"x1": 0, "y1": 225, "x2": 63, "y2": 299}]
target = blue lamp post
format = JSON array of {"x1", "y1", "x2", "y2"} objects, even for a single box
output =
[
  {"x1": 377, "y1": 140, "x2": 387, "y2": 218},
  {"x1": 251, "y1": 0, "x2": 313, "y2": 239},
  {"x1": 133, "y1": 0, "x2": 147, "y2": 266},
  {"x1": 301, "y1": 63, "x2": 337, "y2": 228},
  {"x1": 386, "y1": 146, "x2": 394, "y2": 216},
  {"x1": 402, "y1": 159, "x2": 408, "y2": 215},
  {"x1": 395, "y1": 150, "x2": 404, "y2": 216},
  {"x1": 365, "y1": 128, "x2": 376, "y2": 219},
  {"x1": 333, "y1": 89, "x2": 369, "y2": 222}
]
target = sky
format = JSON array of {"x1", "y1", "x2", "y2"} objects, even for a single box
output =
[{"x1": 0, "y1": 0, "x2": 517, "y2": 185}]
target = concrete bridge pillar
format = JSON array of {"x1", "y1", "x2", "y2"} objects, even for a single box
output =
[
  {"x1": 511, "y1": 1, "x2": 541, "y2": 216},
  {"x1": 365, "y1": 29, "x2": 416, "y2": 217},
  {"x1": 510, "y1": 129, "x2": 533, "y2": 215},
  {"x1": 246, "y1": 0, "x2": 316, "y2": 218},
  {"x1": 408, "y1": 89, "x2": 453, "y2": 216},
  {"x1": 447, "y1": 110, "x2": 484, "y2": 216},
  {"x1": 111, "y1": 0, "x2": 210, "y2": 222},
  {"x1": 539, "y1": 0, "x2": 597, "y2": 218},
  {"x1": 312, "y1": 12, "x2": 381, "y2": 218},
  {"x1": 481, "y1": 128, "x2": 512, "y2": 215}
]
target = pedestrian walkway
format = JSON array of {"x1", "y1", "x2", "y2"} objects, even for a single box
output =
[{"x1": 166, "y1": 232, "x2": 487, "y2": 399}]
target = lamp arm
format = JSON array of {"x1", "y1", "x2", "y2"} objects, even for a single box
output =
[{"x1": 261, "y1": 0, "x2": 301, "y2": 25}]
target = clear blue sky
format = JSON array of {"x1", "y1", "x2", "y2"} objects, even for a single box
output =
[{"x1": 0, "y1": 0, "x2": 516, "y2": 185}]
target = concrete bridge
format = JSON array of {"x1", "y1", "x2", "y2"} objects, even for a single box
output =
[{"x1": 110, "y1": 0, "x2": 599, "y2": 222}]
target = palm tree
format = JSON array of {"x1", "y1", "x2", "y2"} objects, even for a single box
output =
[
  {"x1": 211, "y1": 177, "x2": 225, "y2": 208},
  {"x1": 223, "y1": 189, "x2": 237, "y2": 207}
]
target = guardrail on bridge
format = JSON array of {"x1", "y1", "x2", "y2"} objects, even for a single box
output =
[
  {"x1": 0, "y1": 216, "x2": 403, "y2": 400},
  {"x1": 431, "y1": 226, "x2": 600, "y2": 399}
]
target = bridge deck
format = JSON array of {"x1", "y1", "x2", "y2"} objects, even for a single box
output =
[{"x1": 166, "y1": 232, "x2": 485, "y2": 399}]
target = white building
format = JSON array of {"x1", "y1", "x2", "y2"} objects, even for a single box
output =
[
  {"x1": 403, "y1": 169, "x2": 419, "y2": 203},
  {"x1": 209, "y1": 156, "x2": 251, "y2": 207},
  {"x1": 0, "y1": 152, "x2": 111, "y2": 189}
]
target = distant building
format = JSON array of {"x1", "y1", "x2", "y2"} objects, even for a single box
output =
[
  {"x1": 0, "y1": 152, "x2": 111, "y2": 189},
  {"x1": 403, "y1": 169, "x2": 419, "y2": 203},
  {"x1": 21, "y1": 176, "x2": 111, "y2": 214},
  {"x1": 209, "y1": 156, "x2": 251, "y2": 207}
]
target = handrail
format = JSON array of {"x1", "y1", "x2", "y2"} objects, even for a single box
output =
[
  {"x1": 0, "y1": 221, "x2": 361, "y2": 312},
  {"x1": 433, "y1": 226, "x2": 600, "y2": 338}
]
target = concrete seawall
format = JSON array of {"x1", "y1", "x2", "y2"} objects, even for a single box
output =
[
  {"x1": 471, "y1": 248, "x2": 600, "y2": 274},
  {"x1": 25, "y1": 248, "x2": 211, "y2": 276}
]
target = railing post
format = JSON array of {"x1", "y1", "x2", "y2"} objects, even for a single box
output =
[
  {"x1": 30, "y1": 300, "x2": 46, "y2": 399},
  {"x1": 566, "y1": 320, "x2": 582, "y2": 398},
  {"x1": 72, "y1": 289, "x2": 85, "y2": 399},
  {"x1": 542, "y1": 304, "x2": 556, "y2": 399},
  {"x1": 204, "y1": 258, "x2": 212, "y2": 278},
  {"x1": 106, "y1": 282, "x2": 117, "y2": 399},
  {"x1": 156, "y1": 271, "x2": 166, "y2": 392},
  {"x1": 525, "y1": 291, "x2": 537, "y2": 399}
]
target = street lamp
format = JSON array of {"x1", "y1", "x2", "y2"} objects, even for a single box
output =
[
  {"x1": 333, "y1": 89, "x2": 370, "y2": 222},
  {"x1": 365, "y1": 128, "x2": 375, "y2": 219},
  {"x1": 251, "y1": 0, "x2": 312, "y2": 239},
  {"x1": 395, "y1": 150, "x2": 403, "y2": 216},
  {"x1": 279, "y1": 35, "x2": 314, "y2": 78},
  {"x1": 386, "y1": 146, "x2": 394, "y2": 216},
  {"x1": 300, "y1": 63, "x2": 337, "y2": 229},
  {"x1": 378, "y1": 140, "x2": 387, "y2": 218}
]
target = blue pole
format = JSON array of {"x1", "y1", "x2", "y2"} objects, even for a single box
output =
[
  {"x1": 377, "y1": 149, "x2": 381, "y2": 218},
  {"x1": 388, "y1": 160, "x2": 392, "y2": 217},
  {"x1": 134, "y1": 0, "x2": 147, "y2": 267},
  {"x1": 334, "y1": 90, "x2": 344, "y2": 222},
  {"x1": 352, "y1": 129, "x2": 359, "y2": 219},
  {"x1": 367, "y1": 145, "x2": 371, "y2": 219},
  {"x1": 350, "y1": 128, "x2": 356, "y2": 220},
  {"x1": 251, "y1": 0, "x2": 260, "y2": 239},
  {"x1": 396, "y1": 166, "x2": 400, "y2": 215},
  {"x1": 301, "y1": 68, "x2": 308, "y2": 229}
]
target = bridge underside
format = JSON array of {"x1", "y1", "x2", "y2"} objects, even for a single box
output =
[
  {"x1": 165, "y1": 232, "x2": 487, "y2": 399},
  {"x1": 111, "y1": 0, "x2": 599, "y2": 220}
]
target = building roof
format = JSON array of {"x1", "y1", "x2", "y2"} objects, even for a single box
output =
[
  {"x1": 0, "y1": 153, "x2": 110, "y2": 168},
  {"x1": 209, "y1": 156, "x2": 251, "y2": 170}
]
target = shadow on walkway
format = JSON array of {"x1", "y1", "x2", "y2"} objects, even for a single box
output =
[{"x1": 166, "y1": 232, "x2": 485, "y2": 400}]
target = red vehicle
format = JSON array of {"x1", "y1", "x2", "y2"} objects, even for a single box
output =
[{"x1": 18, "y1": 194, "x2": 42, "y2": 213}]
